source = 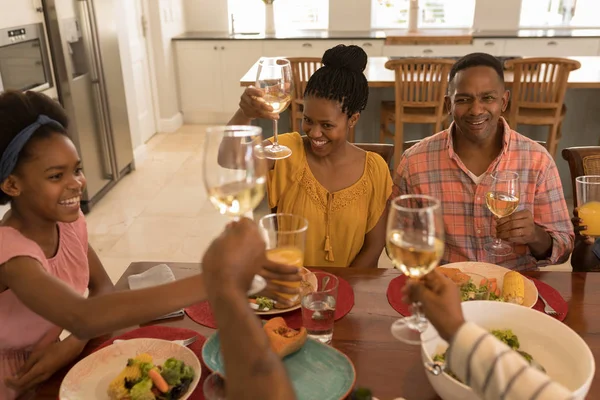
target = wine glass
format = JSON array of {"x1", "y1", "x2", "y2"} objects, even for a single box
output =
[
  {"x1": 484, "y1": 171, "x2": 520, "y2": 256},
  {"x1": 203, "y1": 125, "x2": 267, "y2": 219},
  {"x1": 387, "y1": 195, "x2": 445, "y2": 345},
  {"x1": 203, "y1": 372, "x2": 226, "y2": 400},
  {"x1": 203, "y1": 125, "x2": 268, "y2": 295},
  {"x1": 256, "y1": 57, "x2": 293, "y2": 160}
]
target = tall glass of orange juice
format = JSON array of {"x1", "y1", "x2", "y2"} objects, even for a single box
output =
[
  {"x1": 258, "y1": 213, "x2": 308, "y2": 300},
  {"x1": 576, "y1": 176, "x2": 600, "y2": 237}
]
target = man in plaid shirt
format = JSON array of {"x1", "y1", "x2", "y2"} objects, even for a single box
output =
[{"x1": 393, "y1": 53, "x2": 574, "y2": 271}]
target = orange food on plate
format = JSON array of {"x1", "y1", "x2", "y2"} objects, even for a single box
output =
[
  {"x1": 438, "y1": 268, "x2": 471, "y2": 285},
  {"x1": 263, "y1": 317, "x2": 308, "y2": 358}
]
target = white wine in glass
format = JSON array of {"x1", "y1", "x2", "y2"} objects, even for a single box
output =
[
  {"x1": 203, "y1": 125, "x2": 267, "y2": 219},
  {"x1": 256, "y1": 57, "x2": 293, "y2": 160},
  {"x1": 386, "y1": 195, "x2": 445, "y2": 345},
  {"x1": 203, "y1": 125, "x2": 269, "y2": 295},
  {"x1": 484, "y1": 171, "x2": 520, "y2": 256}
]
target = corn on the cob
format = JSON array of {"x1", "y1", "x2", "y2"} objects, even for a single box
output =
[
  {"x1": 503, "y1": 271, "x2": 525, "y2": 305},
  {"x1": 107, "y1": 353, "x2": 154, "y2": 399}
]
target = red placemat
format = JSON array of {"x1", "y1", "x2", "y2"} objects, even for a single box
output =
[
  {"x1": 94, "y1": 326, "x2": 209, "y2": 400},
  {"x1": 386, "y1": 275, "x2": 412, "y2": 316},
  {"x1": 387, "y1": 275, "x2": 569, "y2": 321},
  {"x1": 528, "y1": 277, "x2": 568, "y2": 321},
  {"x1": 185, "y1": 274, "x2": 355, "y2": 330}
]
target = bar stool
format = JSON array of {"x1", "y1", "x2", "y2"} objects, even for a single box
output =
[
  {"x1": 380, "y1": 58, "x2": 455, "y2": 166},
  {"x1": 288, "y1": 57, "x2": 357, "y2": 142},
  {"x1": 504, "y1": 58, "x2": 581, "y2": 158}
]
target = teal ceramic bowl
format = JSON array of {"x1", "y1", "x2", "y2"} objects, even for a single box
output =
[{"x1": 202, "y1": 332, "x2": 356, "y2": 400}]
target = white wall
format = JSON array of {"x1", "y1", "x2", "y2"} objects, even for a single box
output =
[
  {"x1": 147, "y1": 0, "x2": 186, "y2": 130},
  {"x1": 329, "y1": 0, "x2": 371, "y2": 31},
  {"x1": 0, "y1": 0, "x2": 43, "y2": 29},
  {"x1": 183, "y1": 0, "x2": 228, "y2": 32},
  {"x1": 473, "y1": 0, "x2": 522, "y2": 31}
]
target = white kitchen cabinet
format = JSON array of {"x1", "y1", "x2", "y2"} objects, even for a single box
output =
[
  {"x1": 503, "y1": 38, "x2": 600, "y2": 57},
  {"x1": 263, "y1": 40, "x2": 351, "y2": 58},
  {"x1": 175, "y1": 40, "x2": 263, "y2": 116},
  {"x1": 382, "y1": 39, "x2": 506, "y2": 58},
  {"x1": 351, "y1": 40, "x2": 384, "y2": 57}
]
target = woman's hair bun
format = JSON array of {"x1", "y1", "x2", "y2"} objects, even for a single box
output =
[{"x1": 321, "y1": 44, "x2": 367, "y2": 73}]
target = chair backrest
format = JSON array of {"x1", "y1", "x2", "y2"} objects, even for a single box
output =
[
  {"x1": 561, "y1": 146, "x2": 600, "y2": 207},
  {"x1": 384, "y1": 59, "x2": 455, "y2": 109},
  {"x1": 288, "y1": 58, "x2": 323, "y2": 102},
  {"x1": 355, "y1": 143, "x2": 394, "y2": 170},
  {"x1": 505, "y1": 58, "x2": 580, "y2": 118}
]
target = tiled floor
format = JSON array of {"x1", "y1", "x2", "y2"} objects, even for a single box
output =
[{"x1": 0, "y1": 124, "x2": 571, "y2": 281}]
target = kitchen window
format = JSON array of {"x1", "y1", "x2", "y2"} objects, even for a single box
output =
[
  {"x1": 228, "y1": 0, "x2": 328, "y2": 34},
  {"x1": 519, "y1": 0, "x2": 600, "y2": 28},
  {"x1": 371, "y1": 0, "x2": 475, "y2": 29}
]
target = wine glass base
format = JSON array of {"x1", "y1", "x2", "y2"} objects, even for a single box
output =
[
  {"x1": 484, "y1": 242, "x2": 513, "y2": 256},
  {"x1": 390, "y1": 317, "x2": 428, "y2": 345},
  {"x1": 263, "y1": 144, "x2": 292, "y2": 160}
]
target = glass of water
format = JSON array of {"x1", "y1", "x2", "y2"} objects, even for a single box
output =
[
  {"x1": 203, "y1": 372, "x2": 226, "y2": 400},
  {"x1": 301, "y1": 271, "x2": 338, "y2": 344}
]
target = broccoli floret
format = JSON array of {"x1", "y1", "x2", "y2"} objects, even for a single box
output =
[
  {"x1": 491, "y1": 329, "x2": 520, "y2": 350},
  {"x1": 160, "y1": 358, "x2": 195, "y2": 387},
  {"x1": 130, "y1": 378, "x2": 155, "y2": 400}
]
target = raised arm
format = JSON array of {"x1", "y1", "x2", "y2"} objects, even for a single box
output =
[
  {"x1": 203, "y1": 219, "x2": 296, "y2": 400},
  {"x1": 0, "y1": 256, "x2": 209, "y2": 340}
]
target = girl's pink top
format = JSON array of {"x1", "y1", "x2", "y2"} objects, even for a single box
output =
[{"x1": 0, "y1": 211, "x2": 89, "y2": 399}]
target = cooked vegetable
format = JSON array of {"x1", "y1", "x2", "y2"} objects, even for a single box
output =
[
  {"x1": 130, "y1": 378, "x2": 154, "y2": 400},
  {"x1": 108, "y1": 354, "x2": 195, "y2": 400},
  {"x1": 503, "y1": 271, "x2": 525, "y2": 305},
  {"x1": 256, "y1": 296, "x2": 275, "y2": 311},
  {"x1": 148, "y1": 368, "x2": 169, "y2": 393},
  {"x1": 459, "y1": 280, "x2": 490, "y2": 301},
  {"x1": 491, "y1": 329, "x2": 520, "y2": 350}
]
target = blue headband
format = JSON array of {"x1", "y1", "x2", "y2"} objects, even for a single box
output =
[{"x1": 0, "y1": 114, "x2": 64, "y2": 182}]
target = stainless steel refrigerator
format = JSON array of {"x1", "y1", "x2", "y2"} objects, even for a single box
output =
[{"x1": 43, "y1": 0, "x2": 134, "y2": 213}]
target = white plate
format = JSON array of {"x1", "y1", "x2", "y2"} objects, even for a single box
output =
[
  {"x1": 439, "y1": 261, "x2": 538, "y2": 308},
  {"x1": 247, "y1": 274, "x2": 267, "y2": 296},
  {"x1": 59, "y1": 338, "x2": 201, "y2": 400},
  {"x1": 253, "y1": 268, "x2": 318, "y2": 315}
]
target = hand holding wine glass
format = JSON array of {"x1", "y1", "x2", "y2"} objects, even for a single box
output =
[
  {"x1": 386, "y1": 195, "x2": 445, "y2": 345},
  {"x1": 484, "y1": 171, "x2": 520, "y2": 256},
  {"x1": 256, "y1": 57, "x2": 293, "y2": 160}
]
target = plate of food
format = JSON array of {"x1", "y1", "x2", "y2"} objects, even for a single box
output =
[
  {"x1": 249, "y1": 268, "x2": 317, "y2": 315},
  {"x1": 202, "y1": 317, "x2": 356, "y2": 400},
  {"x1": 59, "y1": 338, "x2": 201, "y2": 400},
  {"x1": 438, "y1": 262, "x2": 538, "y2": 308}
]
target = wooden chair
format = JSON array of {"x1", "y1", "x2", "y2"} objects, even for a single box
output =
[
  {"x1": 504, "y1": 58, "x2": 581, "y2": 159},
  {"x1": 561, "y1": 146, "x2": 600, "y2": 272},
  {"x1": 288, "y1": 57, "x2": 356, "y2": 142},
  {"x1": 355, "y1": 143, "x2": 394, "y2": 172},
  {"x1": 381, "y1": 59, "x2": 455, "y2": 166}
]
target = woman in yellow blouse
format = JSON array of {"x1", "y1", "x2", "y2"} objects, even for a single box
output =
[{"x1": 228, "y1": 45, "x2": 392, "y2": 267}]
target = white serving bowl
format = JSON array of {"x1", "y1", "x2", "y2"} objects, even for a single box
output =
[{"x1": 421, "y1": 301, "x2": 594, "y2": 400}]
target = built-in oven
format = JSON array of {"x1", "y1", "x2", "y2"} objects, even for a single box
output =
[{"x1": 0, "y1": 23, "x2": 52, "y2": 92}]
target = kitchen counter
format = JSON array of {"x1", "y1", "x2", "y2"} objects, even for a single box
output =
[{"x1": 173, "y1": 28, "x2": 600, "y2": 41}]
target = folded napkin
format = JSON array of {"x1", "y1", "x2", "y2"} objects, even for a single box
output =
[{"x1": 128, "y1": 264, "x2": 184, "y2": 320}]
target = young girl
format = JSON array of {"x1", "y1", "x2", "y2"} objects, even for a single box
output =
[
  {"x1": 0, "y1": 90, "x2": 299, "y2": 399},
  {"x1": 228, "y1": 45, "x2": 393, "y2": 268}
]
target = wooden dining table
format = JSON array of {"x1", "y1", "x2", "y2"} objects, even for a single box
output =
[
  {"x1": 39, "y1": 262, "x2": 600, "y2": 399},
  {"x1": 240, "y1": 56, "x2": 600, "y2": 89}
]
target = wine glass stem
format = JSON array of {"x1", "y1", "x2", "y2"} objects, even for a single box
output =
[
  {"x1": 411, "y1": 301, "x2": 424, "y2": 325},
  {"x1": 272, "y1": 118, "x2": 279, "y2": 148}
]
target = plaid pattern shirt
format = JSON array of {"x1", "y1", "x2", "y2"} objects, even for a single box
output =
[{"x1": 393, "y1": 118, "x2": 574, "y2": 271}]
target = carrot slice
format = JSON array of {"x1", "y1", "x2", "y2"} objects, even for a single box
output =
[{"x1": 148, "y1": 368, "x2": 169, "y2": 393}]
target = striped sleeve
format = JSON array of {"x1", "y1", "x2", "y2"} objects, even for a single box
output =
[{"x1": 447, "y1": 322, "x2": 573, "y2": 400}]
